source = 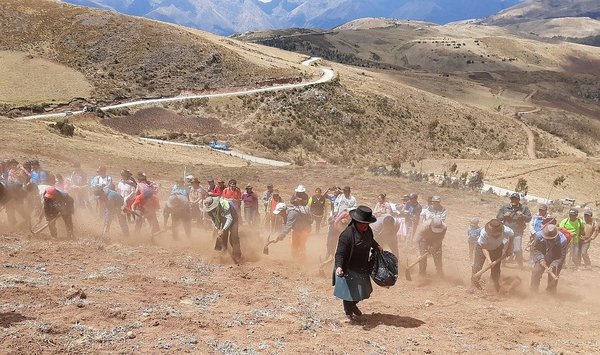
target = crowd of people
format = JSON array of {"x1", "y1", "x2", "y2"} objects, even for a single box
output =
[{"x1": 0, "y1": 159, "x2": 598, "y2": 320}]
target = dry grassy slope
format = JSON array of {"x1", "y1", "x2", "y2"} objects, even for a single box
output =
[
  {"x1": 148, "y1": 62, "x2": 528, "y2": 165},
  {"x1": 0, "y1": 0, "x2": 298, "y2": 110},
  {"x1": 245, "y1": 24, "x2": 600, "y2": 158},
  {"x1": 0, "y1": 51, "x2": 93, "y2": 104},
  {"x1": 0, "y1": 117, "x2": 253, "y2": 178}
]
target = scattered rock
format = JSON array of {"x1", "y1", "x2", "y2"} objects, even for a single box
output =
[
  {"x1": 425, "y1": 300, "x2": 434, "y2": 307},
  {"x1": 127, "y1": 331, "x2": 136, "y2": 339},
  {"x1": 65, "y1": 286, "x2": 86, "y2": 300},
  {"x1": 152, "y1": 320, "x2": 160, "y2": 327}
]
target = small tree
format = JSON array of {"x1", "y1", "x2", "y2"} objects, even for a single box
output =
[
  {"x1": 467, "y1": 170, "x2": 485, "y2": 191},
  {"x1": 515, "y1": 178, "x2": 529, "y2": 196}
]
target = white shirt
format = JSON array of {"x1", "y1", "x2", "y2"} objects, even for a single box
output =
[
  {"x1": 478, "y1": 225, "x2": 514, "y2": 251},
  {"x1": 117, "y1": 181, "x2": 136, "y2": 199},
  {"x1": 334, "y1": 194, "x2": 357, "y2": 217}
]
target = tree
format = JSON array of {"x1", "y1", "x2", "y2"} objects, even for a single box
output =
[
  {"x1": 515, "y1": 178, "x2": 529, "y2": 196},
  {"x1": 467, "y1": 170, "x2": 485, "y2": 191}
]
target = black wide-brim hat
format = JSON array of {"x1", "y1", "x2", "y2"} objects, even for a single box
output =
[{"x1": 349, "y1": 206, "x2": 377, "y2": 224}]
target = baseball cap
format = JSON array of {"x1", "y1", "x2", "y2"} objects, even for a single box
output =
[
  {"x1": 273, "y1": 202, "x2": 287, "y2": 215},
  {"x1": 584, "y1": 208, "x2": 593, "y2": 216},
  {"x1": 538, "y1": 204, "x2": 548, "y2": 210},
  {"x1": 510, "y1": 193, "x2": 520, "y2": 199},
  {"x1": 569, "y1": 209, "x2": 579, "y2": 215},
  {"x1": 44, "y1": 186, "x2": 57, "y2": 199}
]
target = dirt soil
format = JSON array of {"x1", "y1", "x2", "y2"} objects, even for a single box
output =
[
  {"x1": 1, "y1": 167, "x2": 599, "y2": 354},
  {"x1": 102, "y1": 108, "x2": 239, "y2": 136}
]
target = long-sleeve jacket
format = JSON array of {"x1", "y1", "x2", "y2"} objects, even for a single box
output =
[
  {"x1": 531, "y1": 232, "x2": 568, "y2": 266},
  {"x1": 44, "y1": 191, "x2": 74, "y2": 218},
  {"x1": 207, "y1": 199, "x2": 237, "y2": 231},
  {"x1": 497, "y1": 203, "x2": 532, "y2": 235},
  {"x1": 334, "y1": 223, "x2": 379, "y2": 273},
  {"x1": 277, "y1": 206, "x2": 312, "y2": 240}
]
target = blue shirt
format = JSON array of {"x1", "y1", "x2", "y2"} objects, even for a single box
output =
[
  {"x1": 30, "y1": 170, "x2": 47, "y2": 184},
  {"x1": 467, "y1": 226, "x2": 482, "y2": 242}
]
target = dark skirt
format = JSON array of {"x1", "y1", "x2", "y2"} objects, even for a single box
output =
[{"x1": 333, "y1": 269, "x2": 372, "y2": 302}]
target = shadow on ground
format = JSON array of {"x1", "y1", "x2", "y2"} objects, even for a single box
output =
[
  {"x1": 0, "y1": 312, "x2": 33, "y2": 328},
  {"x1": 361, "y1": 313, "x2": 425, "y2": 330}
]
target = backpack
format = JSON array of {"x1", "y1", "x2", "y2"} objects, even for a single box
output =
[{"x1": 558, "y1": 227, "x2": 572, "y2": 243}]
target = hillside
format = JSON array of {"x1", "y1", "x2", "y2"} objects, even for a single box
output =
[
  {"x1": 0, "y1": 0, "x2": 300, "y2": 113},
  {"x1": 484, "y1": 0, "x2": 600, "y2": 39},
  {"x1": 240, "y1": 22, "x2": 600, "y2": 157},
  {"x1": 62, "y1": 0, "x2": 520, "y2": 35}
]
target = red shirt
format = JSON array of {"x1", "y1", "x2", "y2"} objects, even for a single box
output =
[{"x1": 222, "y1": 187, "x2": 242, "y2": 208}]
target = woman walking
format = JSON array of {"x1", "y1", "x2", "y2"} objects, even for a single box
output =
[{"x1": 333, "y1": 206, "x2": 382, "y2": 321}]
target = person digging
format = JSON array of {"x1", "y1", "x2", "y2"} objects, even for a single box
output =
[
  {"x1": 202, "y1": 196, "x2": 241, "y2": 264},
  {"x1": 271, "y1": 198, "x2": 312, "y2": 260},
  {"x1": 471, "y1": 219, "x2": 514, "y2": 291},
  {"x1": 530, "y1": 224, "x2": 567, "y2": 294}
]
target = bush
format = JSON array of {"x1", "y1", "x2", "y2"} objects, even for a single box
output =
[{"x1": 50, "y1": 119, "x2": 75, "y2": 137}]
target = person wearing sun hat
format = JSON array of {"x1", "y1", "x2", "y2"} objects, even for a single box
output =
[
  {"x1": 202, "y1": 196, "x2": 241, "y2": 263},
  {"x1": 471, "y1": 219, "x2": 515, "y2": 291},
  {"x1": 290, "y1": 185, "x2": 309, "y2": 206},
  {"x1": 530, "y1": 224, "x2": 568, "y2": 293},
  {"x1": 333, "y1": 205, "x2": 382, "y2": 321}
]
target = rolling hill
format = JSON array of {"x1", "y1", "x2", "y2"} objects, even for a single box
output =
[
  {"x1": 0, "y1": 0, "x2": 300, "y2": 111},
  {"x1": 62, "y1": 0, "x2": 520, "y2": 35},
  {"x1": 239, "y1": 20, "x2": 600, "y2": 157},
  {"x1": 483, "y1": 0, "x2": 600, "y2": 39}
]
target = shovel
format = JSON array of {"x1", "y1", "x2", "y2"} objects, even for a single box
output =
[
  {"x1": 471, "y1": 255, "x2": 507, "y2": 289},
  {"x1": 404, "y1": 252, "x2": 430, "y2": 281},
  {"x1": 30, "y1": 214, "x2": 61, "y2": 235}
]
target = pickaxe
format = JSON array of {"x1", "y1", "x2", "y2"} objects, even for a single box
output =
[{"x1": 404, "y1": 251, "x2": 430, "y2": 281}]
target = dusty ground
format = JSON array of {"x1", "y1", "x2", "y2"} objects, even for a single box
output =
[{"x1": 1, "y1": 165, "x2": 600, "y2": 354}]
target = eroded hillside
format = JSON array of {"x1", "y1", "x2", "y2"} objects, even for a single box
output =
[{"x1": 0, "y1": 0, "x2": 299, "y2": 111}]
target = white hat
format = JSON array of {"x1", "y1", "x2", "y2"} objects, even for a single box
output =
[
  {"x1": 185, "y1": 175, "x2": 194, "y2": 180},
  {"x1": 273, "y1": 202, "x2": 287, "y2": 215},
  {"x1": 295, "y1": 185, "x2": 306, "y2": 193}
]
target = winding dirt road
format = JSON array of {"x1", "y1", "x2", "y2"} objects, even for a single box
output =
[
  {"x1": 17, "y1": 57, "x2": 334, "y2": 121},
  {"x1": 513, "y1": 90, "x2": 540, "y2": 159}
]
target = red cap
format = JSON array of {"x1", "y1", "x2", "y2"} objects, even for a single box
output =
[{"x1": 44, "y1": 186, "x2": 57, "y2": 199}]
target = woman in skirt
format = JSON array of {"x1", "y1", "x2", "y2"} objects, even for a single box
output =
[{"x1": 333, "y1": 205, "x2": 382, "y2": 321}]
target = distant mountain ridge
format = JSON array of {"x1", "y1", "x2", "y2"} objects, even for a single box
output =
[{"x1": 62, "y1": 0, "x2": 521, "y2": 35}]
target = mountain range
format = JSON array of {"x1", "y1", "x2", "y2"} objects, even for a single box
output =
[{"x1": 62, "y1": 0, "x2": 522, "y2": 35}]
